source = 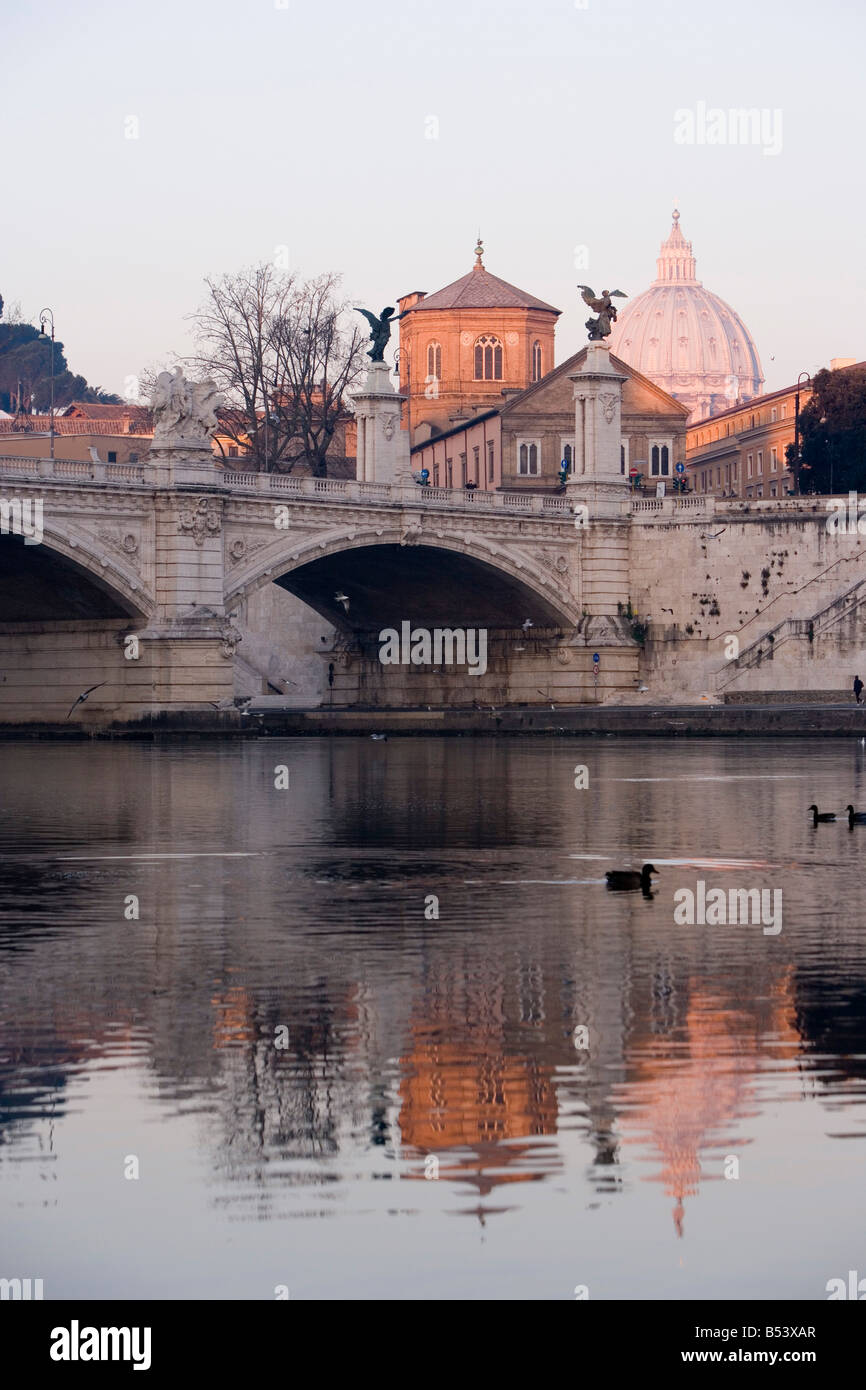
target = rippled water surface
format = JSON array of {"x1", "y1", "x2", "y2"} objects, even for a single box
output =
[{"x1": 1, "y1": 736, "x2": 865, "y2": 1300}]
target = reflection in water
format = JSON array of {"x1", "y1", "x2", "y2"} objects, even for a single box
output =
[{"x1": 1, "y1": 737, "x2": 866, "y2": 1299}]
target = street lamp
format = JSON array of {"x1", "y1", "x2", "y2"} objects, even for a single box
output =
[
  {"x1": 38, "y1": 308, "x2": 56, "y2": 460},
  {"x1": 793, "y1": 371, "x2": 810, "y2": 494}
]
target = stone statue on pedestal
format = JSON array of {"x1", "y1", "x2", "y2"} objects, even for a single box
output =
[
  {"x1": 152, "y1": 367, "x2": 223, "y2": 443},
  {"x1": 354, "y1": 306, "x2": 405, "y2": 363},
  {"x1": 577, "y1": 285, "x2": 628, "y2": 341}
]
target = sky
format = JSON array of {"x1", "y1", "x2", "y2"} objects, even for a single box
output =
[{"x1": 2, "y1": 0, "x2": 863, "y2": 399}]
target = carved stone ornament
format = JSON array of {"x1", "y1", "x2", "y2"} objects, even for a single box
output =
[
  {"x1": 178, "y1": 497, "x2": 221, "y2": 546},
  {"x1": 382, "y1": 413, "x2": 400, "y2": 441},
  {"x1": 599, "y1": 392, "x2": 617, "y2": 424},
  {"x1": 219, "y1": 622, "x2": 242, "y2": 660}
]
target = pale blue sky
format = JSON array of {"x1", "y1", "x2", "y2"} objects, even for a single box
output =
[{"x1": 2, "y1": 0, "x2": 862, "y2": 397}]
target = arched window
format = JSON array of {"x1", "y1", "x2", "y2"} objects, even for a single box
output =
[
  {"x1": 650, "y1": 443, "x2": 670, "y2": 476},
  {"x1": 426, "y1": 341, "x2": 441, "y2": 381},
  {"x1": 531, "y1": 340, "x2": 542, "y2": 382},
  {"x1": 518, "y1": 440, "x2": 539, "y2": 475},
  {"x1": 474, "y1": 335, "x2": 503, "y2": 381}
]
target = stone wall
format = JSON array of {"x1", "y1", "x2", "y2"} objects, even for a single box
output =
[
  {"x1": 0, "y1": 620, "x2": 234, "y2": 724},
  {"x1": 630, "y1": 498, "x2": 866, "y2": 697}
]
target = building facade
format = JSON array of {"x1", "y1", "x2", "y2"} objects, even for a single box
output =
[
  {"x1": 686, "y1": 359, "x2": 859, "y2": 500},
  {"x1": 397, "y1": 241, "x2": 560, "y2": 445},
  {"x1": 411, "y1": 347, "x2": 689, "y2": 493}
]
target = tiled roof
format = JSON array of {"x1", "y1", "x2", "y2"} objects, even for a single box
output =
[
  {"x1": 0, "y1": 416, "x2": 152, "y2": 436},
  {"x1": 63, "y1": 402, "x2": 131, "y2": 418},
  {"x1": 408, "y1": 266, "x2": 560, "y2": 314}
]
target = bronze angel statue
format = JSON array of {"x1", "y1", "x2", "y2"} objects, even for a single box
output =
[
  {"x1": 354, "y1": 305, "x2": 405, "y2": 362},
  {"x1": 577, "y1": 285, "x2": 628, "y2": 341}
]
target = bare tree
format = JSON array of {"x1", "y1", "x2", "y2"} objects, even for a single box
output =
[{"x1": 185, "y1": 265, "x2": 365, "y2": 476}]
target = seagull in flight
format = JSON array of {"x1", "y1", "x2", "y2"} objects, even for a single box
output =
[
  {"x1": 335, "y1": 592, "x2": 350, "y2": 613},
  {"x1": 66, "y1": 682, "x2": 106, "y2": 719},
  {"x1": 521, "y1": 618, "x2": 534, "y2": 631}
]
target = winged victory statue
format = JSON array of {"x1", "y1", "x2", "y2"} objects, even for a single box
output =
[
  {"x1": 354, "y1": 305, "x2": 405, "y2": 362},
  {"x1": 577, "y1": 285, "x2": 628, "y2": 341}
]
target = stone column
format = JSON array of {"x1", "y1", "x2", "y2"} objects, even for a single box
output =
[
  {"x1": 567, "y1": 342, "x2": 634, "y2": 646},
  {"x1": 350, "y1": 362, "x2": 411, "y2": 485},
  {"x1": 138, "y1": 439, "x2": 237, "y2": 712}
]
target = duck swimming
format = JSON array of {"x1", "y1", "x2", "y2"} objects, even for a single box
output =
[
  {"x1": 605, "y1": 863, "x2": 658, "y2": 891},
  {"x1": 808, "y1": 805, "x2": 836, "y2": 823},
  {"x1": 846, "y1": 805, "x2": 866, "y2": 824}
]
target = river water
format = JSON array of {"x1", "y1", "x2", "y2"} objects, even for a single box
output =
[{"x1": 1, "y1": 736, "x2": 865, "y2": 1300}]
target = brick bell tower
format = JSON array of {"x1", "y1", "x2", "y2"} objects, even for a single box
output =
[{"x1": 397, "y1": 239, "x2": 560, "y2": 445}]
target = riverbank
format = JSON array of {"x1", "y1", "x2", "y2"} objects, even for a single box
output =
[{"x1": 4, "y1": 702, "x2": 866, "y2": 738}]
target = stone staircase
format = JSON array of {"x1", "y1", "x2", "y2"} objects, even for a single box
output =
[{"x1": 716, "y1": 577, "x2": 866, "y2": 693}]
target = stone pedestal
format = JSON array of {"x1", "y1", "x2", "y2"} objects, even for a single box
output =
[
  {"x1": 351, "y1": 362, "x2": 411, "y2": 485},
  {"x1": 147, "y1": 439, "x2": 217, "y2": 488},
  {"x1": 567, "y1": 341, "x2": 633, "y2": 625}
]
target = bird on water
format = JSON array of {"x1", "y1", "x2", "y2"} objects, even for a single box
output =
[
  {"x1": 808, "y1": 805, "x2": 836, "y2": 823},
  {"x1": 605, "y1": 863, "x2": 658, "y2": 892},
  {"x1": 846, "y1": 805, "x2": 866, "y2": 824}
]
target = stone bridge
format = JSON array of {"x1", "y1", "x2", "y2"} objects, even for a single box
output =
[{"x1": 0, "y1": 451, "x2": 640, "y2": 725}]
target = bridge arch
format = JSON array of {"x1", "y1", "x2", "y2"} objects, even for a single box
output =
[
  {"x1": 225, "y1": 524, "x2": 581, "y2": 631},
  {"x1": 0, "y1": 524, "x2": 151, "y2": 622}
]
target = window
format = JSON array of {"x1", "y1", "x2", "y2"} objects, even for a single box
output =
[
  {"x1": 472, "y1": 445, "x2": 480, "y2": 482},
  {"x1": 781, "y1": 403, "x2": 787, "y2": 419},
  {"x1": 650, "y1": 442, "x2": 670, "y2": 476},
  {"x1": 757, "y1": 484, "x2": 764, "y2": 498},
  {"x1": 458, "y1": 451, "x2": 467, "y2": 487},
  {"x1": 107, "y1": 451, "x2": 117, "y2": 463},
  {"x1": 561, "y1": 436, "x2": 575, "y2": 473},
  {"x1": 474, "y1": 335, "x2": 503, "y2": 381},
  {"x1": 747, "y1": 453, "x2": 753, "y2": 477},
  {"x1": 770, "y1": 447, "x2": 777, "y2": 471},
  {"x1": 517, "y1": 439, "x2": 540, "y2": 475},
  {"x1": 228, "y1": 445, "x2": 239, "y2": 458},
  {"x1": 487, "y1": 440, "x2": 495, "y2": 481},
  {"x1": 717, "y1": 467, "x2": 721, "y2": 488},
  {"x1": 770, "y1": 482, "x2": 777, "y2": 497},
  {"x1": 732, "y1": 461, "x2": 738, "y2": 480},
  {"x1": 433, "y1": 465, "x2": 439, "y2": 486},
  {"x1": 531, "y1": 340, "x2": 542, "y2": 382},
  {"x1": 757, "y1": 450, "x2": 763, "y2": 474},
  {"x1": 129, "y1": 452, "x2": 139, "y2": 463},
  {"x1": 446, "y1": 457, "x2": 453, "y2": 487},
  {"x1": 426, "y1": 341, "x2": 442, "y2": 381},
  {"x1": 771, "y1": 407, "x2": 777, "y2": 422}
]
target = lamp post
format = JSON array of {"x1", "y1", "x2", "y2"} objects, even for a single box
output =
[
  {"x1": 38, "y1": 308, "x2": 56, "y2": 461},
  {"x1": 793, "y1": 371, "x2": 810, "y2": 494}
]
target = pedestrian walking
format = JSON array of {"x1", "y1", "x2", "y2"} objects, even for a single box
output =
[{"x1": 854, "y1": 675, "x2": 864, "y2": 705}]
